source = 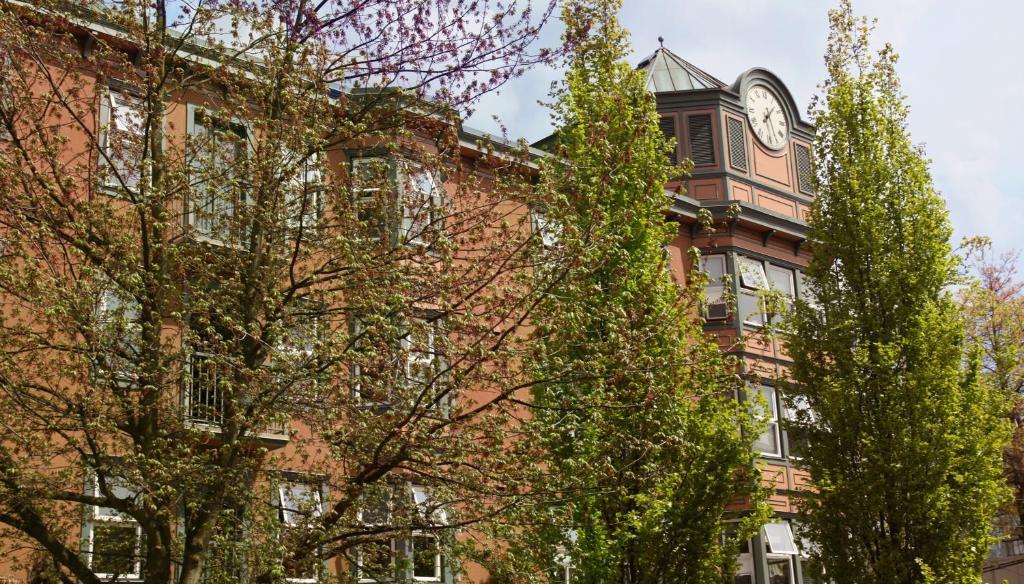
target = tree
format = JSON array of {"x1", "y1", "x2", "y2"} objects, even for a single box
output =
[
  {"x1": 504, "y1": 1, "x2": 769, "y2": 582},
  {"x1": 0, "y1": 0, "x2": 560, "y2": 582},
  {"x1": 784, "y1": 2, "x2": 1011, "y2": 582},
  {"x1": 960, "y1": 243, "x2": 1024, "y2": 537}
]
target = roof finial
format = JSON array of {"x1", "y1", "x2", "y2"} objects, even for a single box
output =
[{"x1": 658, "y1": 36, "x2": 665, "y2": 48}]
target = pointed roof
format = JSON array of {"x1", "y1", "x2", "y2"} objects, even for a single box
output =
[{"x1": 636, "y1": 45, "x2": 726, "y2": 93}]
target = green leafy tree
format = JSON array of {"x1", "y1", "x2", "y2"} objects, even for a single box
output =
[
  {"x1": 784, "y1": 3, "x2": 1011, "y2": 582},
  {"x1": 0, "y1": 1, "x2": 559, "y2": 583},
  {"x1": 509, "y1": 1, "x2": 769, "y2": 582}
]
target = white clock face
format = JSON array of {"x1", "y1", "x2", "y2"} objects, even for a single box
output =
[{"x1": 745, "y1": 85, "x2": 789, "y2": 149}]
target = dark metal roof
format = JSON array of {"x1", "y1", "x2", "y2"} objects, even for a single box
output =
[{"x1": 635, "y1": 46, "x2": 727, "y2": 92}]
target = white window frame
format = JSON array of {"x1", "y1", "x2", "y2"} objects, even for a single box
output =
[
  {"x1": 285, "y1": 148, "x2": 326, "y2": 234},
  {"x1": 752, "y1": 384, "x2": 782, "y2": 458},
  {"x1": 531, "y1": 208, "x2": 561, "y2": 249},
  {"x1": 99, "y1": 88, "x2": 145, "y2": 194},
  {"x1": 763, "y1": 521, "x2": 799, "y2": 555},
  {"x1": 411, "y1": 532, "x2": 443, "y2": 582},
  {"x1": 85, "y1": 475, "x2": 144, "y2": 581},
  {"x1": 278, "y1": 479, "x2": 325, "y2": 583},
  {"x1": 96, "y1": 285, "x2": 141, "y2": 383},
  {"x1": 356, "y1": 492, "x2": 397, "y2": 584},
  {"x1": 0, "y1": 52, "x2": 12, "y2": 141},
  {"x1": 737, "y1": 257, "x2": 768, "y2": 327},
  {"x1": 400, "y1": 162, "x2": 443, "y2": 248},
  {"x1": 700, "y1": 254, "x2": 729, "y2": 320},
  {"x1": 186, "y1": 103, "x2": 250, "y2": 244}
]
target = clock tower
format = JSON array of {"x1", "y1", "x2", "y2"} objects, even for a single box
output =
[{"x1": 638, "y1": 46, "x2": 821, "y2": 584}]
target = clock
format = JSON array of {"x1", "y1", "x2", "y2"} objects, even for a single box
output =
[{"x1": 745, "y1": 85, "x2": 788, "y2": 149}]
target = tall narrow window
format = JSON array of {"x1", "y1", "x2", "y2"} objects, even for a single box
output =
[
  {"x1": 278, "y1": 479, "x2": 324, "y2": 583},
  {"x1": 285, "y1": 149, "x2": 326, "y2": 236},
  {"x1": 188, "y1": 106, "x2": 248, "y2": 242},
  {"x1": 737, "y1": 256, "x2": 768, "y2": 327},
  {"x1": 351, "y1": 157, "x2": 392, "y2": 241},
  {"x1": 100, "y1": 90, "x2": 145, "y2": 193},
  {"x1": 700, "y1": 254, "x2": 729, "y2": 321},
  {"x1": 763, "y1": 521, "x2": 798, "y2": 584},
  {"x1": 84, "y1": 475, "x2": 144, "y2": 581},
  {"x1": 400, "y1": 163, "x2": 443, "y2": 247},
  {"x1": 97, "y1": 285, "x2": 141, "y2": 382},
  {"x1": 752, "y1": 384, "x2": 782, "y2": 457},
  {"x1": 766, "y1": 264, "x2": 795, "y2": 322},
  {"x1": 356, "y1": 492, "x2": 395, "y2": 583}
]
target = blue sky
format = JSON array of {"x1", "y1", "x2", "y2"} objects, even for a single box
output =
[{"x1": 467, "y1": 0, "x2": 1024, "y2": 255}]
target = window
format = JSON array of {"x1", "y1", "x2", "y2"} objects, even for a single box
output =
[
  {"x1": 737, "y1": 257, "x2": 797, "y2": 327},
  {"x1": 737, "y1": 257, "x2": 768, "y2": 327},
  {"x1": 188, "y1": 105, "x2": 249, "y2": 242},
  {"x1": 763, "y1": 521, "x2": 798, "y2": 584},
  {"x1": 277, "y1": 479, "x2": 324, "y2": 583},
  {"x1": 404, "y1": 318, "x2": 444, "y2": 411},
  {"x1": 187, "y1": 351, "x2": 225, "y2": 427},
  {"x1": 357, "y1": 491, "x2": 396, "y2": 583},
  {"x1": 285, "y1": 149, "x2": 326, "y2": 236},
  {"x1": 410, "y1": 485, "x2": 447, "y2": 582},
  {"x1": 531, "y1": 208, "x2": 561, "y2": 248},
  {"x1": 352, "y1": 315, "x2": 447, "y2": 415},
  {"x1": 84, "y1": 475, "x2": 144, "y2": 581},
  {"x1": 400, "y1": 163, "x2": 443, "y2": 247},
  {"x1": 723, "y1": 521, "x2": 753, "y2": 584},
  {"x1": 412, "y1": 535, "x2": 442, "y2": 581},
  {"x1": 356, "y1": 485, "x2": 449, "y2": 583},
  {"x1": 351, "y1": 157, "x2": 392, "y2": 241},
  {"x1": 751, "y1": 384, "x2": 782, "y2": 457},
  {"x1": 357, "y1": 539, "x2": 396, "y2": 583},
  {"x1": 0, "y1": 52, "x2": 14, "y2": 140},
  {"x1": 547, "y1": 546, "x2": 573, "y2": 583},
  {"x1": 350, "y1": 158, "x2": 444, "y2": 247},
  {"x1": 99, "y1": 90, "x2": 145, "y2": 193},
  {"x1": 97, "y1": 286, "x2": 141, "y2": 381},
  {"x1": 700, "y1": 254, "x2": 729, "y2": 321},
  {"x1": 783, "y1": 394, "x2": 814, "y2": 459}
]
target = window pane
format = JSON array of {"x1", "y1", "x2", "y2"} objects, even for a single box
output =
[
  {"x1": 767, "y1": 265, "x2": 795, "y2": 297},
  {"x1": 767, "y1": 556, "x2": 794, "y2": 584},
  {"x1": 412, "y1": 535, "x2": 441, "y2": 579},
  {"x1": 737, "y1": 257, "x2": 768, "y2": 290},
  {"x1": 752, "y1": 385, "x2": 780, "y2": 456},
  {"x1": 701, "y1": 254, "x2": 726, "y2": 280},
  {"x1": 763, "y1": 521, "x2": 799, "y2": 554},
  {"x1": 738, "y1": 291, "x2": 764, "y2": 326},
  {"x1": 279, "y1": 482, "x2": 322, "y2": 526},
  {"x1": 92, "y1": 522, "x2": 139, "y2": 577},
  {"x1": 94, "y1": 477, "x2": 135, "y2": 520}
]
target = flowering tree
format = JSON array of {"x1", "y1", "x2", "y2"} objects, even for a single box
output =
[
  {"x1": 0, "y1": 0, "x2": 558, "y2": 582},
  {"x1": 961, "y1": 243, "x2": 1024, "y2": 538}
]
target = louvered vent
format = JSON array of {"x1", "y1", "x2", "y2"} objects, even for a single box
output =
[
  {"x1": 688, "y1": 114, "x2": 716, "y2": 166},
  {"x1": 659, "y1": 116, "x2": 678, "y2": 163},
  {"x1": 795, "y1": 144, "x2": 814, "y2": 194},
  {"x1": 727, "y1": 117, "x2": 747, "y2": 171}
]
